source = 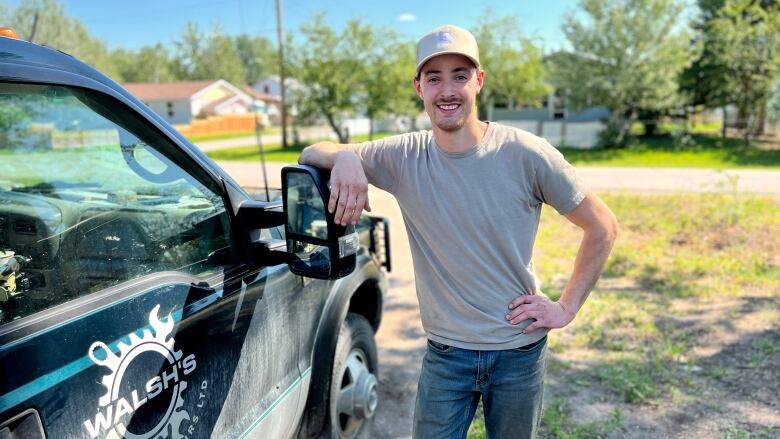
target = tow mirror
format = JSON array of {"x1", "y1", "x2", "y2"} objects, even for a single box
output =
[{"x1": 282, "y1": 165, "x2": 358, "y2": 279}]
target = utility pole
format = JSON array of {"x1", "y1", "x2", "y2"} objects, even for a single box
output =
[
  {"x1": 28, "y1": 11, "x2": 39, "y2": 42},
  {"x1": 275, "y1": 0, "x2": 288, "y2": 149}
]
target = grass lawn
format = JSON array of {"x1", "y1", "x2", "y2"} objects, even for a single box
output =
[
  {"x1": 561, "y1": 134, "x2": 780, "y2": 169},
  {"x1": 207, "y1": 130, "x2": 780, "y2": 169},
  {"x1": 467, "y1": 192, "x2": 780, "y2": 438},
  {"x1": 205, "y1": 132, "x2": 396, "y2": 163}
]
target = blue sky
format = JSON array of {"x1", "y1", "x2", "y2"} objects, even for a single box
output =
[{"x1": 9, "y1": 0, "x2": 580, "y2": 52}]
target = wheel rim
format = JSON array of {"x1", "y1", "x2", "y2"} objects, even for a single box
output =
[{"x1": 333, "y1": 348, "x2": 378, "y2": 438}]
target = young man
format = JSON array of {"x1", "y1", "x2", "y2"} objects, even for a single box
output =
[{"x1": 299, "y1": 24, "x2": 618, "y2": 439}]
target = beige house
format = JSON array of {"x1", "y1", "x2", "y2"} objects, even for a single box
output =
[
  {"x1": 123, "y1": 80, "x2": 256, "y2": 125},
  {"x1": 242, "y1": 87, "x2": 282, "y2": 125}
]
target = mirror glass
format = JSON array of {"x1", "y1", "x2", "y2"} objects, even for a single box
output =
[{"x1": 285, "y1": 172, "x2": 330, "y2": 276}]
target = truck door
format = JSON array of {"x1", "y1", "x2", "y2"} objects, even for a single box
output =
[{"x1": 0, "y1": 82, "x2": 301, "y2": 438}]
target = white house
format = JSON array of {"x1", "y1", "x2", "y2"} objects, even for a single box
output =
[
  {"x1": 242, "y1": 87, "x2": 282, "y2": 125},
  {"x1": 252, "y1": 75, "x2": 304, "y2": 117},
  {"x1": 252, "y1": 75, "x2": 302, "y2": 98},
  {"x1": 123, "y1": 80, "x2": 256, "y2": 125}
]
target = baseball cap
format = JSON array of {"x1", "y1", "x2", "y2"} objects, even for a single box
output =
[{"x1": 416, "y1": 24, "x2": 480, "y2": 77}]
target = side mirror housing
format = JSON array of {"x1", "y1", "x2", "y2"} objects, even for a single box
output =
[{"x1": 282, "y1": 165, "x2": 358, "y2": 279}]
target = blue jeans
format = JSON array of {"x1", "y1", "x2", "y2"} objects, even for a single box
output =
[{"x1": 412, "y1": 336, "x2": 547, "y2": 439}]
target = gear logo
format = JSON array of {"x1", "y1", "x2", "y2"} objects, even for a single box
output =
[{"x1": 83, "y1": 305, "x2": 197, "y2": 439}]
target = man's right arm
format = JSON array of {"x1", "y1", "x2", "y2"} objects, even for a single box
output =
[{"x1": 299, "y1": 141, "x2": 371, "y2": 226}]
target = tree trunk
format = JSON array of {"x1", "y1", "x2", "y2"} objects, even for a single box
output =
[
  {"x1": 618, "y1": 110, "x2": 636, "y2": 147},
  {"x1": 324, "y1": 113, "x2": 346, "y2": 144},
  {"x1": 27, "y1": 11, "x2": 40, "y2": 42},
  {"x1": 368, "y1": 116, "x2": 374, "y2": 141},
  {"x1": 756, "y1": 99, "x2": 767, "y2": 136},
  {"x1": 721, "y1": 106, "x2": 727, "y2": 139},
  {"x1": 477, "y1": 93, "x2": 493, "y2": 121},
  {"x1": 477, "y1": 96, "x2": 486, "y2": 120},
  {"x1": 486, "y1": 97, "x2": 494, "y2": 122},
  {"x1": 643, "y1": 120, "x2": 658, "y2": 137}
]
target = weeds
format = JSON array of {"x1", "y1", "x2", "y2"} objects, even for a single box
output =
[
  {"x1": 466, "y1": 193, "x2": 780, "y2": 438},
  {"x1": 722, "y1": 425, "x2": 778, "y2": 439},
  {"x1": 593, "y1": 359, "x2": 659, "y2": 403},
  {"x1": 536, "y1": 193, "x2": 780, "y2": 300},
  {"x1": 541, "y1": 400, "x2": 623, "y2": 439}
]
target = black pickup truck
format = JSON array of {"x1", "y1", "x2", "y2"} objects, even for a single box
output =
[{"x1": 0, "y1": 31, "x2": 390, "y2": 439}]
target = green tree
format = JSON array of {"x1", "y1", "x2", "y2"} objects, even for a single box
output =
[
  {"x1": 680, "y1": 0, "x2": 730, "y2": 136},
  {"x1": 198, "y1": 31, "x2": 247, "y2": 85},
  {"x1": 170, "y1": 21, "x2": 203, "y2": 80},
  {"x1": 111, "y1": 44, "x2": 175, "y2": 83},
  {"x1": 703, "y1": 0, "x2": 780, "y2": 142},
  {"x1": 5, "y1": 0, "x2": 119, "y2": 79},
  {"x1": 171, "y1": 22, "x2": 247, "y2": 85},
  {"x1": 552, "y1": 0, "x2": 697, "y2": 146},
  {"x1": 472, "y1": 14, "x2": 552, "y2": 120},
  {"x1": 289, "y1": 15, "x2": 368, "y2": 143},
  {"x1": 0, "y1": 102, "x2": 31, "y2": 147},
  {"x1": 360, "y1": 33, "x2": 417, "y2": 139},
  {"x1": 234, "y1": 34, "x2": 277, "y2": 86}
]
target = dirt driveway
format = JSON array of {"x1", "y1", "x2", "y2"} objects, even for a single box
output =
[
  {"x1": 361, "y1": 187, "x2": 422, "y2": 439},
  {"x1": 216, "y1": 161, "x2": 780, "y2": 438}
]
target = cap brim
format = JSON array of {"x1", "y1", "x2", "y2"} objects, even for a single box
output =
[{"x1": 416, "y1": 51, "x2": 480, "y2": 76}]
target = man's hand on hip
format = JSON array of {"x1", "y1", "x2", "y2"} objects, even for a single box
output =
[
  {"x1": 506, "y1": 293, "x2": 576, "y2": 334},
  {"x1": 329, "y1": 151, "x2": 371, "y2": 226}
]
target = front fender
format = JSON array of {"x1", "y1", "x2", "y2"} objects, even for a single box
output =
[{"x1": 297, "y1": 256, "x2": 386, "y2": 438}]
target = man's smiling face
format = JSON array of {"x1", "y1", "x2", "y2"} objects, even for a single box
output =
[{"x1": 414, "y1": 53, "x2": 484, "y2": 133}]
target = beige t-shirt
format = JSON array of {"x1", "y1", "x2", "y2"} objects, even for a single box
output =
[{"x1": 350, "y1": 122, "x2": 586, "y2": 350}]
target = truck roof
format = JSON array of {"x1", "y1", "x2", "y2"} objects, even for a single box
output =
[{"x1": 0, "y1": 36, "x2": 119, "y2": 92}]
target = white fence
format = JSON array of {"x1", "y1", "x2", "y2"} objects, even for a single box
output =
[
  {"x1": 324, "y1": 116, "x2": 604, "y2": 148},
  {"x1": 496, "y1": 120, "x2": 604, "y2": 149}
]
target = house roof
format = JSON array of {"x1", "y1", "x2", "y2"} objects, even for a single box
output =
[
  {"x1": 200, "y1": 94, "x2": 242, "y2": 115},
  {"x1": 243, "y1": 86, "x2": 281, "y2": 103},
  {"x1": 123, "y1": 80, "x2": 216, "y2": 101}
]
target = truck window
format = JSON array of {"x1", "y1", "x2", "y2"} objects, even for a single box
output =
[{"x1": 0, "y1": 83, "x2": 235, "y2": 325}]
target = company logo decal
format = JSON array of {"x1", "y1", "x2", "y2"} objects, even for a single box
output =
[
  {"x1": 84, "y1": 305, "x2": 196, "y2": 439},
  {"x1": 437, "y1": 30, "x2": 455, "y2": 46}
]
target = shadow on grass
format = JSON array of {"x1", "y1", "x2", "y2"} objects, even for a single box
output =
[{"x1": 559, "y1": 134, "x2": 780, "y2": 167}]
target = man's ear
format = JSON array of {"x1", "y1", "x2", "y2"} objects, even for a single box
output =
[
  {"x1": 475, "y1": 69, "x2": 485, "y2": 94},
  {"x1": 413, "y1": 78, "x2": 423, "y2": 99}
]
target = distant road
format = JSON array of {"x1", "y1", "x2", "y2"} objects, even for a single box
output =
[
  {"x1": 215, "y1": 161, "x2": 780, "y2": 196},
  {"x1": 576, "y1": 167, "x2": 779, "y2": 195}
]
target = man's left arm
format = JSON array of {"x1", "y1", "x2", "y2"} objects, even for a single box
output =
[{"x1": 506, "y1": 191, "x2": 619, "y2": 333}]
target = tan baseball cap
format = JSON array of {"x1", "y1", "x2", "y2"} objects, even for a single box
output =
[{"x1": 416, "y1": 24, "x2": 480, "y2": 77}]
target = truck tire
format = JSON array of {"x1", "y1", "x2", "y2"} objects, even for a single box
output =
[{"x1": 325, "y1": 313, "x2": 379, "y2": 439}]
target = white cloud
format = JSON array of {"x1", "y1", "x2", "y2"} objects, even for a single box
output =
[{"x1": 397, "y1": 13, "x2": 416, "y2": 22}]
